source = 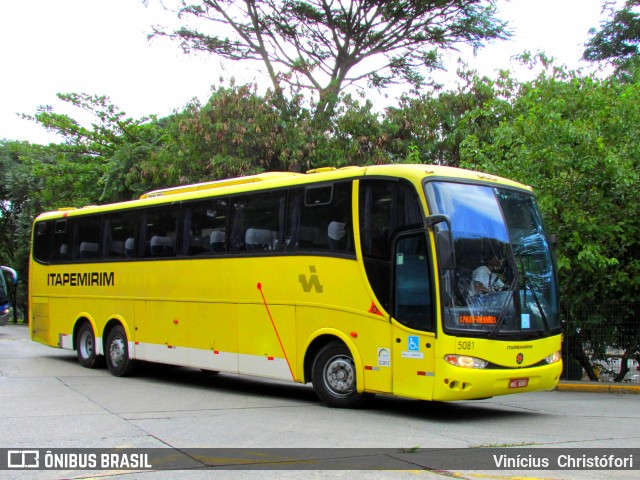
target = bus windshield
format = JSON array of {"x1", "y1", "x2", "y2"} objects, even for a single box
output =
[{"x1": 425, "y1": 181, "x2": 560, "y2": 338}]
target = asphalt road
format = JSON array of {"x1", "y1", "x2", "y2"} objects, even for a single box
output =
[{"x1": 1, "y1": 324, "x2": 638, "y2": 480}]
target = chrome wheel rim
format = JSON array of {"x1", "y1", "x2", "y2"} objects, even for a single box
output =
[
  {"x1": 109, "y1": 335, "x2": 126, "y2": 367},
  {"x1": 323, "y1": 355, "x2": 356, "y2": 397},
  {"x1": 79, "y1": 330, "x2": 93, "y2": 359}
]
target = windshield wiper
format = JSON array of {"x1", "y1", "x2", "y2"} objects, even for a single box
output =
[
  {"x1": 520, "y1": 261, "x2": 549, "y2": 331},
  {"x1": 489, "y1": 274, "x2": 518, "y2": 337}
]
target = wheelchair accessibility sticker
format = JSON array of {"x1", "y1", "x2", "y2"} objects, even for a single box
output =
[{"x1": 402, "y1": 335, "x2": 424, "y2": 359}]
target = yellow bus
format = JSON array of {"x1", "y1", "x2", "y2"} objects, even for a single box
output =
[{"x1": 29, "y1": 164, "x2": 562, "y2": 407}]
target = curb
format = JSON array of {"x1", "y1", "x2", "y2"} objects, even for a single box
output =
[{"x1": 556, "y1": 381, "x2": 640, "y2": 394}]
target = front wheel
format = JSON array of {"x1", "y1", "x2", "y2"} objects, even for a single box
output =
[
  {"x1": 311, "y1": 342, "x2": 373, "y2": 408},
  {"x1": 105, "y1": 325, "x2": 135, "y2": 377}
]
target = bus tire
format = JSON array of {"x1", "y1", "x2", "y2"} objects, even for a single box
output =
[
  {"x1": 105, "y1": 325, "x2": 135, "y2": 377},
  {"x1": 311, "y1": 342, "x2": 372, "y2": 408},
  {"x1": 76, "y1": 322, "x2": 103, "y2": 369}
]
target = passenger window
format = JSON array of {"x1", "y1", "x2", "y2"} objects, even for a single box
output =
[
  {"x1": 104, "y1": 211, "x2": 137, "y2": 259},
  {"x1": 286, "y1": 182, "x2": 354, "y2": 254},
  {"x1": 33, "y1": 221, "x2": 52, "y2": 263},
  {"x1": 183, "y1": 198, "x2": 228, "y2": 255},
  {"x1": 140, "y1": 206, "x2": 179, "y2": 258},
  {"x1": 229, "y1": 191, "x2": 286, "y2": 253},
  {"x1": 74, "y1": 216, "x2": 102, "y2": 260},
  {"x1": 48, "y1": 219, "x2": 73, "y2": 261}
]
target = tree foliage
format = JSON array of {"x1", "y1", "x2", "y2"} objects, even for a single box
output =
[
  {"x1": 151, "y1": 0, "x2": 508, "y2": 124},
  {"x1": 583, "y1": 0, "x2": 640, "y2": 65},
  {"x1": 23, "y1": 93, "x2": 166, "y2": 201}
]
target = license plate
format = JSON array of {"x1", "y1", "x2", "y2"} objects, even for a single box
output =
[{"x1": 509, "y1": 378, "x2": 529, "y2": 388}]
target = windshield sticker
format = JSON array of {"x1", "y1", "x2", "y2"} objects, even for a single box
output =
[{"x1": 521, "y1": 314, "x2": 531, "y2": 329}]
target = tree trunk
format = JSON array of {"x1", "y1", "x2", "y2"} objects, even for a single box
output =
[
  {"x1": 566, "y1": 332, "x2": 599, "y2": 381},
  {"x1": 614, "y1": 327, "x2": 640, "y2": 382}
]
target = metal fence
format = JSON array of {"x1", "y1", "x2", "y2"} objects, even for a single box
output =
[{"x1": 561, "y1": 301, "x2": 640, "y2": 384}]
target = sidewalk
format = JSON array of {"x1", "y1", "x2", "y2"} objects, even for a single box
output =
[{"x1": 557, "y1": 380, "x2": 640, "y2": 394}]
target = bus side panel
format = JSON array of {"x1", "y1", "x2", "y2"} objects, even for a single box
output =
[
  {"x1": 30, "y1": 297, "x2": 51, "y2": 346},
  {"x1": 238, "y1": 304, "x2": 296, "y2": 381},
  {"x1": 135, "y1": 300, "x2": 183, "y2": 363},
  {"x1": 296, "y1": 306, "x2": 393, "y2": 395},
  {"x1": 186, "y1": 302, "x2": 239, "y2": 373}
]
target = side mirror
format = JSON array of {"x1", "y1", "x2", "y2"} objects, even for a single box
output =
[
  {"x1": 425, "y1": 215, "x2": 455, "y2": 270},
  {"x1": 425, "y1": 214, "x2": 450, "y2": 230},
  {"x1": 1, "y1": 266, "x2": 18, "y2": 285}
]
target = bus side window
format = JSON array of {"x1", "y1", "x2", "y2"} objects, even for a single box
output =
[
  {"x1": 72, "y1": 215, "x2": 102, "y2": 261},
  {"x1": 286, "y1": 182, "x2": 353, "y2": 254},
  {"x1": 182, "y1": 198, "x2": 228, "y2": 256},
  {"x1": 33, "y1": 221, "x2": 54, "y2": 263},
  {"x1": 51, "y1": 219, "x2": 72, "y2": 261},
  {"x1": 140, "y1": 206, "x2": 179, "y2": 258},
  {"x1": 230, "y1": 191, "x2": 286, "y2": 254},
  {"x1": 104, "y1": 210, "x2": 137, "y2": 259}
]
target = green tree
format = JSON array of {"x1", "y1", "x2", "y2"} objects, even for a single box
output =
[
  {"x1": 0, "y1": 141, "x2": 55, "y2": 319},
  {"x1": 24, "y1": 93, "x2": 166, "y2": 201},
  {"x1": 151, "y1": 0, "x2": 508, "y2": 126},
  {"x1": 583, "y1": 0, "x2": 640, "y2": 65},
  {"x1": 147, "y1": 83, "x2": 329, "y2": 181}
]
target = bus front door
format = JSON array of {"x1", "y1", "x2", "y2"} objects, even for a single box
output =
[{"x1": 391, "y1": 233, "x2": 436, "y2": 400}]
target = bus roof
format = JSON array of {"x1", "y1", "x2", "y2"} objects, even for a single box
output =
[{"x1": 34, "y1": 164, "x2": 531, "y2": 221}]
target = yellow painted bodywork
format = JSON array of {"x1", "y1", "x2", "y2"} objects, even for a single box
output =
[{"x1": 29, "y1": 164, "x2": 561, "y2": 401}]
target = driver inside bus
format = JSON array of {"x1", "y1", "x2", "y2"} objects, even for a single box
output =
[{"x1": 468, "y1": 256, "x2": 505, "y2": 299}]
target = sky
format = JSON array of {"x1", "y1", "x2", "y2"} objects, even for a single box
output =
[{"x1": 0, "y1": 0, "x2": 621, "y2": 145}]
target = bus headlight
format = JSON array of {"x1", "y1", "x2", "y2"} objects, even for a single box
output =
[
  {"x1": 544, "y1": 351, "x2": 562, "y2": 364},
  {"x1": 445, "y1": 354, "x2": 488, "y2": 369}
]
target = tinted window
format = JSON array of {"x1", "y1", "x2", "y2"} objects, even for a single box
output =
[
  {"x1": 183, "y1": 198, "x2": 228, "y2": 255},
  {"x1": 74, "y1": 216, "x2": 102, "y2": 260},
  {"x1": 359, "y1": 179, "x2": 423, "y2": 311},
  {"x1": 286, "y1": 182, "x2": 353, "y2": 254},
  {"x1": 104, "y1": 210, "x2": 137, "y2": 259},
  {"x1": 140, "y1": 206, "x2": 179, "y2": 258},
  {"x1": 33, "y1": 221, "x2": 53, "y2": 263},
  {"x1": 230, "y1": 191, "x2": 286, "y2": 253},
  {"x1": 394, "y1": 234, "x2": 433, "y2": 331}
]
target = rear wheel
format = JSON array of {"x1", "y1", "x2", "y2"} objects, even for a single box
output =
[
  {"x1": 105, "y1": 325, "x2": 135, "y2": 377},
  {"x1": 311, "y1": 342, "x2": 372, "y2": 408},
  {"x1": 76, "y1": 322, "x2": 103, "y2": 368}
]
